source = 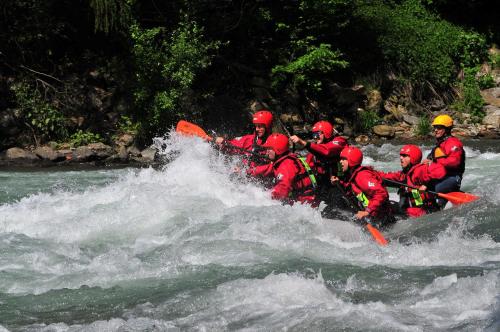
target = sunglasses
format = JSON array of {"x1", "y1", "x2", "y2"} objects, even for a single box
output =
[
  {"x1": 400, "y1": 154, "x2": 410, "y2": 158},
  {"x1": 312, "y1": 132, "x2": 322, "y2": 139},
  {"x1": 433, "y1": 125, "x2": 446, "y2": 130}
]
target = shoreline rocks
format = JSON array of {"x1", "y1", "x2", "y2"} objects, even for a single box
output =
[{"x1": 0, "y1": 143, "x2": 160, "y2": 168}]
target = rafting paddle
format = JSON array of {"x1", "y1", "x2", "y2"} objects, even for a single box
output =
[
  {"x1": 176, "y1": 120, "x2": 270, "y2": 162},
  {"x1": 333, "y1": 182, "x2": 388, "y2": 246},
  {"x1": 176, "y1": 120, "x2": 213, "y2": 141},
  {"x1": 382, "y1": 178, "x2": 479, "y2": 205}
]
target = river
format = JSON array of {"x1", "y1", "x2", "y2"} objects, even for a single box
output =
[{"x1": 0, "y1": 133, "x2": 499, "y2": 331}]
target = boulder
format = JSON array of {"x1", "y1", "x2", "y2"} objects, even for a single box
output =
[
  {"x1": 383, "y1": 100, "x2": 407, "y2": 121},
  {"x1": 74, "y1": 143, "x2": 113, "y2": 161},
  {"x1": 87, "y1": 143, "x2": 114, "y2": 158},
  {"x1": 117, "y1": 145, "x2": 129, "y2": 161},
  {"x1": 355, "y1": 135, "x2": 370, "y2": 144},
  {"x1": 402, "y1": 114, "x2": 420, "y2": 126},
  {"x1": 329, "y1": 83, "x2": 366, "y2": 106},
  {"x1": 34, "y1": 146, "x2": 61, "y2": 161},
  {"x1": 480, "y1": 87, "x2": 500, "y2": 107},
  {"x1": 141, "y1": 147, "x2": 157, "y2": 161},
  {"x1": 5, "y1": 147, "x2": 39, "y2": 161},
  {"x1": 74, "y1": 146, "x2": 94, "y2": 161},
  {"x1": 116, "y1": 133, "x2": 134, "y2": 147},
  {"x1": 373, "y1": 124, "x2": 395, "y2": 138},
  {"x1": 127, "y1": 146, "x2": 141, "y2": 157},
  {"x1": 482, "y1": 105, "x2": 500, "y2": 129}
]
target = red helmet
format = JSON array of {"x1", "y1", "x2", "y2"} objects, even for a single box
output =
[
  {"x1": 340, "y1": 146, "x2": 363, "y2": 168},
  {"x1": 263, "y1": 133, "x2": 289, "y2": 155},
  {"x1": 400, "y1": 144, "x2": 422, "y2": 165},
  {"x1": 252, "y1": 110, "x2": 273, "y2": 131},
  {"x1": 312, "y1": 121, "x2": 334, "y2": 139}
]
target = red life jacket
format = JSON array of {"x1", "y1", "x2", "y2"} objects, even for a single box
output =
[
  {"x1": 271, "y1": 153, "x2": 318, "y2": 205},
  {"x1": 399, "y1": 164, "x2": 439, "y2": 213},
  {"x1": 344, "y1": 166, "x2": 392, "y2": 219}
]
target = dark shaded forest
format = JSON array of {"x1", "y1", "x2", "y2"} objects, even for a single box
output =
[{"x1": 1, "y1": 0, "x2": 499, "y2": 149}]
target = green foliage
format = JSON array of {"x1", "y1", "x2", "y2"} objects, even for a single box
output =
[
  {"x1": 10, "y1": 82, "x2": 67, "y2": 140},
  {"x1": 477, "y1": 73, "x2": 495, "y2": 90},
  {"x1": 116, "y1": 115, "x2": 139, "y2": 134},
  {"x1": 271, "y1": 0, "x2": 351, "y2": 97},
  {"x1": 359, "y1": 110, "x2": 380, "y2": 131},
  {"x1": 456, "y1": 31, "x2": 488, "y2": 68},
  {"x1": 130, "y1": 17, "x2": 219, "y2": 133},
  {"x1": 490, "y1": 53, "x2": 500, "y2": 69},
  {"x1": 69, "y1": 130, "x2": 102, "y2": 147},
  {"x1": 355, "y1": 0, "x2": 487, "y2": 87},
  {"x1": 89, "y1": 0, "x2": 133, "y2": 34},
  {"x1": 272, "y1": 44, "x2": 349, "y2": 93},
  {"x1": 415, "y1": 115, "x2": 431, "y2": 136},
  {"x1": 451, "y1": 67, "x2": 485, "y2": 122}
]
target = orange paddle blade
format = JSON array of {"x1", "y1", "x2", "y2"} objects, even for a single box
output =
[
  {"x1": 365, "y1": 224, "x2": 388, "y2": 246},
  {"x1": 176, "y1": 120, "x2": 212, "y2": 141},
  {"x1": 437, "y1": 191, "x2": 479, "y2": 205}
]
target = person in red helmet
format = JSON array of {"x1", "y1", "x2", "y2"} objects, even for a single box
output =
[
  {"x1": 378, "y1": 145, "x2": 446, "y2": 218},
  {"x1": 290, "y1": 120, "x2": 348, "y2": 211},
  {"x1": 215, "y1": 110, "x2": 273, "y2": 164},
  {"x1": 246, "y1": 133, "x2": 318, "y2": 206},
  {"x1": 422, "y1": 114, "x2": 465, "y2": 208},
  {"x1": 331, "y1": 146, "x2": 394, "y2": 226}
]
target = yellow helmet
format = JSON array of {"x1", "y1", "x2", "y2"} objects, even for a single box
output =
[{"x1": 432, "y1": 114, "x2": 453, "y2": 128}]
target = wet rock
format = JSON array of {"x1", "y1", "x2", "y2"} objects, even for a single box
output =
[{"x1": 141, "y1": 147, "x2": 157, "y2": 161}]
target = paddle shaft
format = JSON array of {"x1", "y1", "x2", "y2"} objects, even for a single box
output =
[
  {"x1": 382, "y1": 177, "x2": 478, "y2": 205},
  {"x1": 383, "y1": 178, "x2": 439, "y2": 195},
  {"x1": 333, "y1": 181, "x2": 388, "y2": 246},
  {"x1": 277, "y1": 117, "x2": 295, "y2": 152}
]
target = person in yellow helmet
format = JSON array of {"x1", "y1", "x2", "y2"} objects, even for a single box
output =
[{"x1": 422, "y1": 114, "x2": 465, "y2": 208}]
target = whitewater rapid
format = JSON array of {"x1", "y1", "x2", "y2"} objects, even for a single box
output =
[{"x1": 0, "y1": 133, "x2": 499, "y2": 331}]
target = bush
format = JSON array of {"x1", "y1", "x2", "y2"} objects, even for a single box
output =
[
  {"x1": 415, "y1": 115, "x2": 431, "y2": 137},
  {"x1": 130, "y1": 17, "x2": 219, "y2": 134},
  {"x1": 491, "y1": 53, "x2": 500, "y2": 69},
  {"x1": 69, "y1": 130, "x2": 102, "y2": 147},
  {"x1": 355, "y1": 0, "x2": 488, "y2": 87},
  {"x1": 272, "y1": 44, "x2": 349, "y2": 94},
  {"x1": 358, "y1": 110, "x2": 380, "y2": 132},
  {"x1": 477, "y1": 73, "x2": 495, "y2": 90},
  {"x1": 11, "y1": 82, "x2": 67, "y2": 143},
  {"x1": 116, "y1": 115, "x2": 140, "y2": 135},
  {"x1": 451, "y1": 67, "x2": 485, "y2": 122}
]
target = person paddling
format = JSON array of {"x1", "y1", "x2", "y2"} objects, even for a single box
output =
[
  {"x1": 289, "y1": 120, "x2": 348, "y2": 208},
  {"x1": 379, "y1": 145, "x2": 446, "y2": 218},
  {"x1": 246, "y1": 133, "x2": 318, "y2": 206},
  {"x1": 331, "y1": 146, "x2": 395, "y2": 227},
  {"x1": 215, "y1": 109, "x2": 273, "y2": 165},
  {"x1": 422, "y1": 114, "x2": 465, "y2": 208}
]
